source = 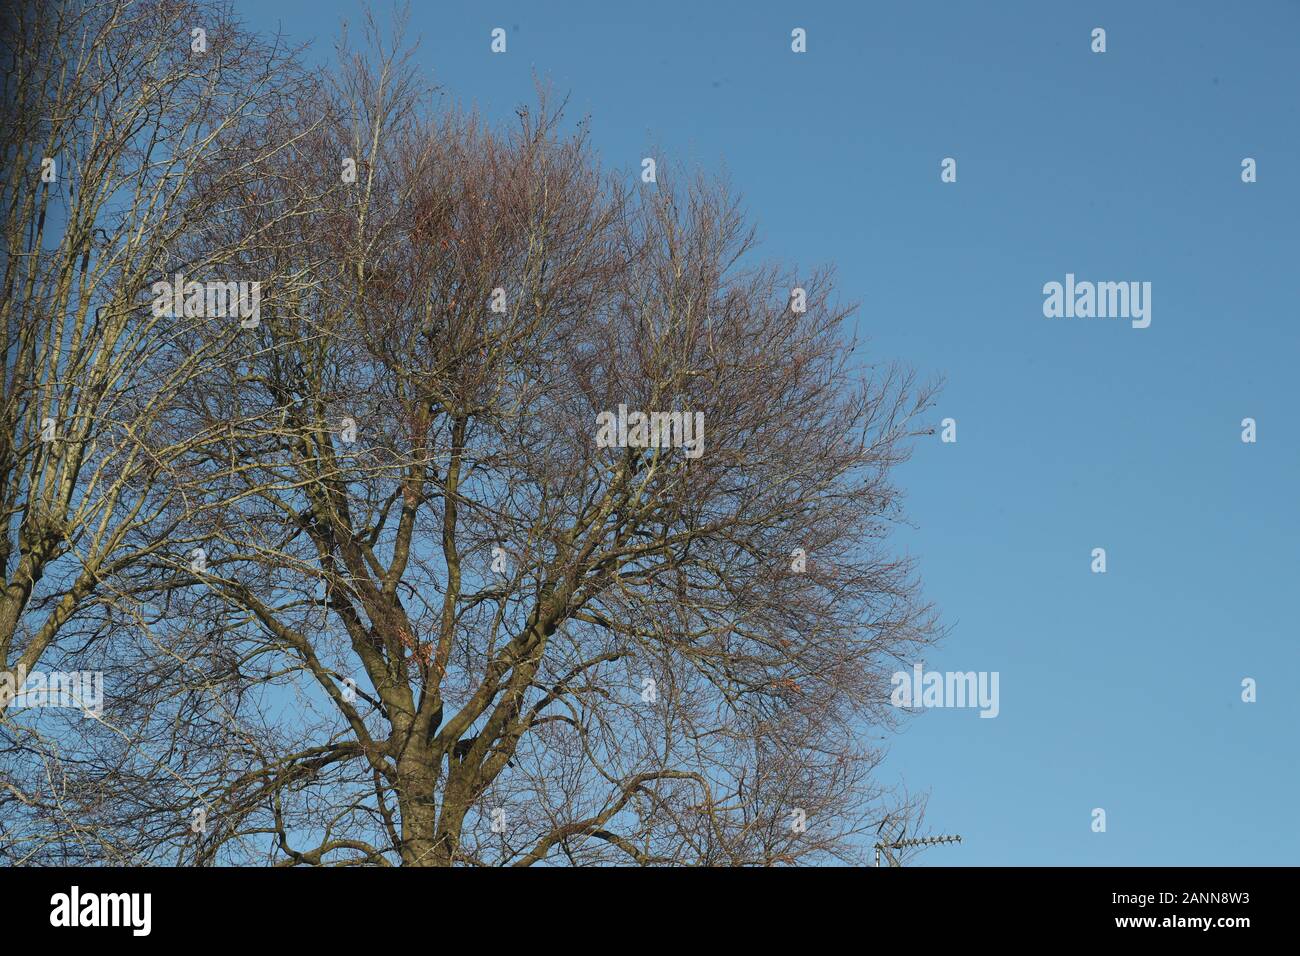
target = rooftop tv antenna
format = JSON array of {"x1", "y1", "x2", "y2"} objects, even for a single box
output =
[{"x1": 874, "y1": 819, "x2": 962, "y2": 867}]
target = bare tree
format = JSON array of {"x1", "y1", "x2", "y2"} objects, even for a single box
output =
[
  {"x1": 0, "y1": 0, "x2": 312, "y2": 704},
  {"x1": 0, "y1": 0, "x2": 321, "y2": 859},
  {"x1": 1, "y1": 12, "x2": 940, "y2": 866}
]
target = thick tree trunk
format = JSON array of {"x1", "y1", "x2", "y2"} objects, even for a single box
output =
[{"x1": 396, "y1": 748, "x2": 442, "y2": 866}]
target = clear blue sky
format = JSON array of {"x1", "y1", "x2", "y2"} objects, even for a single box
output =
[{"x1": 243, "y1": 0, "x2": 1300, "y2": 865}]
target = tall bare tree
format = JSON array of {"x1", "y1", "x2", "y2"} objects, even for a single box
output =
[
  {"x1": 0, "y1": 0, "x2": 311, "y2": 710},
  {"x1": 2, "y1": 10, "x2": 940, "y2": 866}
]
